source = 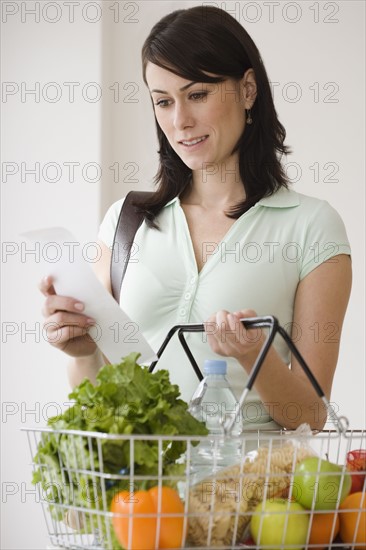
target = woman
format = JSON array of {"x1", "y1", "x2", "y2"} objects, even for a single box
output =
[{"x1": 39, "y1": 6, "x2": 351, "y2": 432}]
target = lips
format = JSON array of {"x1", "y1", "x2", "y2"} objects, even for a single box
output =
[{"x1": 178, "y1": 135, "x2": 208, "y2": 147}]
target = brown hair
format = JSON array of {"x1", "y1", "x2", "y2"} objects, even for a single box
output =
[{"x1": 138, "y1": 5, "x2": 290, "y2": 226}]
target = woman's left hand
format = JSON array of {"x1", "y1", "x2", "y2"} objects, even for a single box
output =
[{"x1": 204, "y1": 308, "x2": 265, "y2": 367}]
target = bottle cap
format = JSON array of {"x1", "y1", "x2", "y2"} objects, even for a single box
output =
[{"x1": 203, "y1": 359, "x2": 227, "y2": 375}]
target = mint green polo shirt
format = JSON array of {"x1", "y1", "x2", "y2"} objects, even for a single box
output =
[{"x1": 98, "y1": 188, "x2": 351, "y2": 429}]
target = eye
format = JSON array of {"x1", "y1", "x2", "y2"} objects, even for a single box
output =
[
  {"x1": 154, "y1": 98, "x2": 172, "y2": 108},
  {"x1": 189, "y1": 91, "x2": 208, "y2": 101}
]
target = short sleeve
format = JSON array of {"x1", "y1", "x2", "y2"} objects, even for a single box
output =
[
  {"x1": 300, "y1": 200, "x2": 351, "y2": 280},
  {"x1": 97, "y1": 198, "x2": 125, "y2": 249}
]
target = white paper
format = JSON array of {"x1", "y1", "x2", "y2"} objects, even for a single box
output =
[{"x1": 22, "y1": 227, "x2": 157, "y2": 364}]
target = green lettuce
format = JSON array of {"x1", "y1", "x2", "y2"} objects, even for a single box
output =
[{"x1": 32, "y1": 353, "x2": 207, "y2": 548}]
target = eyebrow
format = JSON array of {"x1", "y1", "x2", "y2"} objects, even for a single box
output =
[{"x1": 150, "y1": 81, "x2": 197, "y2": 94}]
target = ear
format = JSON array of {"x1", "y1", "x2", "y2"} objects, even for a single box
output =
[{"x1": 241, "y1": 68, "x2": 257, "y2": 109}]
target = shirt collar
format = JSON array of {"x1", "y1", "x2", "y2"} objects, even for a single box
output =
[
  {"x1": 256, "y1": 187, "x2": 300, "y2": 208},
  {"x1": 164, "y1": 187, "x2": 299, "y2": 209},
  {"x1": 164, "y1": 197, "x2": 179, "y2": 207}
]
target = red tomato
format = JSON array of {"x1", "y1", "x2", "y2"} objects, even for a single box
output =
[
  {"x1": 148, "y1": 486, "x2": 185, "y2": 549},
  {"x1": 111, "y1": 490, "x2": 157, "y2": 550},
  {"x1": 346, "y1": 449, "x2": 366, "y2": 493}
]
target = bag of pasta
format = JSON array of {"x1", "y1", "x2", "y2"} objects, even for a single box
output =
[{"x1": 187, "y1": 424, "x2": 316, "y2": 547}]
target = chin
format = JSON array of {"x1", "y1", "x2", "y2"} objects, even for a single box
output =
[{"x1": 181, "y1": 156, "x2": 218, "y2": 172}]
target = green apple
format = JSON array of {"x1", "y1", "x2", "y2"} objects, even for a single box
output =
[
  {"x1": 250, "y1": 499, "x2": 309, "y2": 550},
  {"x1": 293, "y1": 457, "x2": 351, "y2": 510}
]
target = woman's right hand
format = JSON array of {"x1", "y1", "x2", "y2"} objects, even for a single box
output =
[{"x1": 39, "y1": 275, "x2": 97, "y2": 358}]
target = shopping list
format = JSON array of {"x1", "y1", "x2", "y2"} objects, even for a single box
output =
[{"x1": 22, "y1": 227, "x2": 157, "y2": 364}]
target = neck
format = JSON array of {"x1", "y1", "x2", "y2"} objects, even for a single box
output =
[{"x1": 182, "y1": 159, "x2": 245, "y2": 209}]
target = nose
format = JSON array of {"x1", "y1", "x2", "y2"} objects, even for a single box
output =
[{"x1": 173, "y1": 101, "x2": 194, "y2": 130}]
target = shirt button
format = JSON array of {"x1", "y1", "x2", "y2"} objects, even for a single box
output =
[
  {"x1": 184, "y1": 292, "x2": 191, "y2": 300},
  {"x1": 190, "y1": 277, "x2": 196, "y2": 284},
  {"x1": 179, "y1": 308, "x2": 186, "y2": 316}
]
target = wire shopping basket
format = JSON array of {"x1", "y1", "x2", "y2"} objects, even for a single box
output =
[{"x1": 24, "y1": 317, "x2": 366, "y2": 550}]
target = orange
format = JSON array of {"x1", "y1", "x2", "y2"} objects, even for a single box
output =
[
  {"x1": 339, "y1": 491, "x2": 366, "y2": 549},
  {"x1": 148, "y1": 486, "x2": 185, "y2": 549},
  {"x1": 111, "y1": 490, "x2": 157, "y2": 550},
  {"x1": 308, "y1": 511, "x2": 340, "y2": 549},
  {"x1": 111, "y1": 486, "x2": 185, "y2": 550}
]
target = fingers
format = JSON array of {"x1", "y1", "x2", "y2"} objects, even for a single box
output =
[
  {"x1": 44, "y1": 322, "x2": 97, "y2": 357},
  {"x1": 38, "y1": 276, "x2": 97, "y2": 357},
  {"x1": 39, "y1": 276, "x2": 87, "y2": 318},
  {"x1": 204, "y1": 309, "x2": 263, "y2": 360},
  {"x1": 44, "y1": 319, "x2": 94, "y2": 346},
  {"x1": 232, "y1": 309, "x2": 258, "y2": 321},
  {"x1": 41, "y1": 294, "x2": 86, "y2": 318},
  {"x1": 204, "y1": 309, "x2": 229, "y2": 341},
  {"x1": 38, "y1": 275, "x2": 56, "y2": 296},
  {"x1": 204, "y1": 309, "x2": 257, "y2": 334},
  {"x1": 43, "y1": 311, "x2": 94, "y2": 332}
]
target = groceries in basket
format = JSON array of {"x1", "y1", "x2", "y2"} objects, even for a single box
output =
[
  {"x1": 346, "y1": 448, "x2": 366, "y2": 493},
  {"x1": 187, "y1": 426, "x2": 313, "y2": 547},
  {"x1": 111, "y1": 486, "x2": 185, "y2": 550},
  {"x1": 188, "y1": 359, "x2": 243, "y2": 484},
  {"x1": 186, "y1": 424, "x2": 362, "y2": 549},
  {"x1": 293, "y1": 455, "x2": 352, "y2": 510},
  {"x1": 338, "y1": 491, "x2": 366, "y2": 549},
  {"x1": 29, "y1": 351, "x2": 366, "y2": 550},
  {"x1": 31, "y1": 353, "x2": 207, "y2": 548}
]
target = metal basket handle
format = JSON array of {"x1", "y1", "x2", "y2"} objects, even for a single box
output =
[{"x1": 148, "y1": 315, "x2": 349, "y2": 435}]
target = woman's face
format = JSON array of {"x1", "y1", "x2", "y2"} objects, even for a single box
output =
[{"x1": 145, "y1": 62, "x2": 254, "y2": 173}]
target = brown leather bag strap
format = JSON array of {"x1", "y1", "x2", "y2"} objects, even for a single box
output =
[{"x1": 110, "y1": 190, "x2": 153, "y2": 302}]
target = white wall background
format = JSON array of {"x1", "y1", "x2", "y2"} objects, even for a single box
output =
[{"x1": 1, "y1": 1, "x2": 365, "y2": 548}]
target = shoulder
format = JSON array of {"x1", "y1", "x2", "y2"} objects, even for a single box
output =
[
  {"x1": 97, "y1": 192, "x2": 170, "y2": 248},
  {"x1": 257, "y1": 187, "x2": 351, "y2": 276},
  {"x1": 105, "y1": 197, "x2": 125, "y2": 220},
  {"x1": 103, "y1": 197, "x2": 126, "y2": 228},
  {"x1": 259, "y1": 187, "x2": 332, "y2": 211},
  {"x1": 296, "y1": 191, "x2": 340, "y2": 216},
  {"x1": 259, "y1": 187, "x2": 347, "y2": 227},
  {"x1": 293, "y1": 191, "x2": 349, "y2": 234},
  {"x1": 97, "y1": 197, "x2": 125, "y2": 249},
  {"x1": 286, "y1": 191, "x2": 351, "y2": 278}
]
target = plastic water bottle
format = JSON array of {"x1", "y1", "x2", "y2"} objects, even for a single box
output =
[{"x1": 188, "y1": 359, "x2": 243, "y2": 484}]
